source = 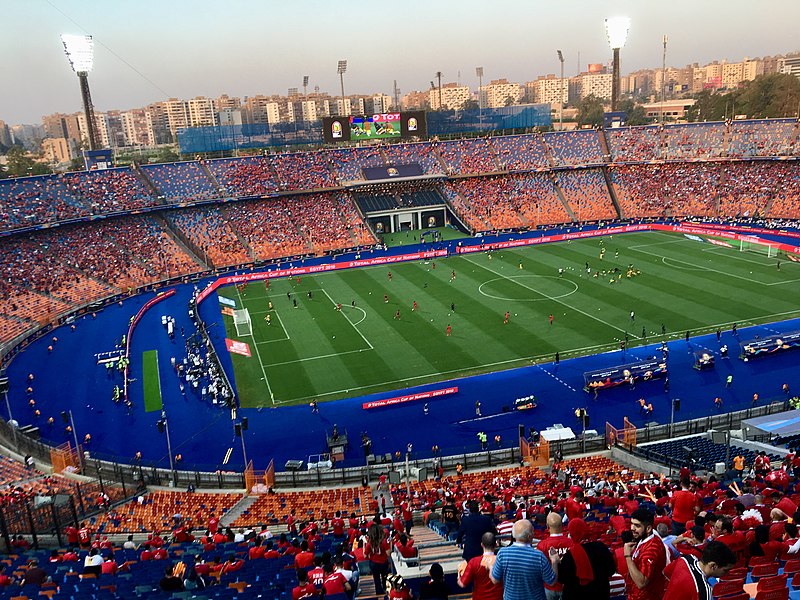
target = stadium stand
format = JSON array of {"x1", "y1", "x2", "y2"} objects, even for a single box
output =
[
  {"x1": 718, "y1": 161, "x2": 777, "y2": 218},
  {"x1": 383, "y1": 141, "x2": 446, "y2": 175},
  {"x1": 443, "y1": 173, "x2": 571, "y2": 232},
  {"x1": 353, "y1": 191, "x2": 398, "y2": 213},
  {"x1": 204, "y1": 156, "x2": 280, "y2": 198},
  {"x1": 167, "y1": 207, "x2": 252, "y2": 268},
  {"x1": 609, "y1": 162, "x2": 721, "y2": 219},
  {"x1": 543, "y1": 130, "x2": 605, "y2": 166},
  {"x1": 139, "y1": 161, "x2": 217, "y2": 204},
  {"x1": 327, "y1": 147, "x2": 386, "y2": 183},
  {"x1": 269, "y1": 150, "x2": 337, "y2": 191},
  {"x1": 62, "y1": 168, "x2": 158, "y2": 215},
  {"x1": 489, "y1": 133, "x2": 551, "y2": 170},
  {"x1": 638, "y1": 435, "x2": 781, "y2": 471},
  {"x1": 436, "y1": 138, "x2": 499, "y2": 175},
  {"x1": 41, "y1": 217, "x2": 200, "y2": 291},
  {"x1": 728, "y1": 119, "x2": 799, "y2": 158},
  {"x1": 0, "y1": 174, "x2": 86, "y2": 232},
  {"x1": 231, "y1": 487, "x2": 363, "y2": 528},
  {"x1": 605, "y1": 125, "x2": 661, "y2": 162},
  {"x1": 661, "y1": 122, "x2": 726, "y2": 159},
  {"x1": 555, "y1": 168, "x2": 617, "y2": 221}
]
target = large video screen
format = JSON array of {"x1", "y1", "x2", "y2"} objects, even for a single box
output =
[{"x1": 323, "y1": 112, "x2": 427, "y2": 143}]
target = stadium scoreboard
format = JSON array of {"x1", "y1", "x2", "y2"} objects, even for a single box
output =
[{"x1": 323, "y1": 111, "x2": 427, "y2": 143}]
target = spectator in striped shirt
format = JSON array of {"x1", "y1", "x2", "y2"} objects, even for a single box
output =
[{"x1": 490, "y1": 519, "x2": 558, "y2": 600}]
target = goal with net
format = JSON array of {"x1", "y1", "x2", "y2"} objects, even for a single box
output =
[
  {"x1": 739, "y1": 238, "x2": 778, "y2": 258},
  {"x1": 233, "y1": 308, "x2": 252, "y2": 337}
]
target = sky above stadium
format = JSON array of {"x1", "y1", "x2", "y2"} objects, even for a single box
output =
[{"x1": 3, "y1": 0, "x2": 799, "y2": 125}]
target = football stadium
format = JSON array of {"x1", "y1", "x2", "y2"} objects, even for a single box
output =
[{"x1": 2, "y1": 5, "x2": 800, "y2": 600}]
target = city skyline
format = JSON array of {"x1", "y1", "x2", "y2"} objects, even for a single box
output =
[{"x1": 2, "y1": 0, "x2": 800, "y2": 125}]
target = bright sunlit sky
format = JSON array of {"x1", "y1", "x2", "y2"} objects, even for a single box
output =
[{"x1": 2, "y1": 0, "x2": 799, "y2": 124}]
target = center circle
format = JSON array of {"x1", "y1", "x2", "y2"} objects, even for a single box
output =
[{"x1": 478, "y1": 275, "x2": 579, "y2": 302}]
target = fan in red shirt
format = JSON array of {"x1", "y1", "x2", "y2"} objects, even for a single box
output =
[
  {"x1": 387, "y1": 573, "x2": 414, "y2": 600},
  {"x1": 670, "y1": 478, "x2": 698, "y2": 535},
  {"x1": 394, "y1": 533, "x2": 416, "y2": 559},
  {"x1": 624, "y1": 508, "x2": 670, "y2": 600},
  {"x1": 292, "y1": 570, "x2": 319, "y2": 600},
  {"x1": 565, "y1": 490, "x2": 587, "y2": 521},
  {"x1": 331, "y1": 511, "x2": 346, "y2": 537},
  {"x1": 294, "y1": 541, "x2": 315, "y2": 569},
  {"x1": 457, "y1": 531, "x2": 503, "y2": 600},
  {"x1": 535, "y1": 513, "x2": 573, "y2": 598},
  {"x1": 248, "y1": 538, "x2": 265, "y2": 560},
  {"x1": 321, "y1": 564, "x2": 351, "y2": 596},
  {"x1": 307, "y1": 556, "x2": 325, "y2": 588}
]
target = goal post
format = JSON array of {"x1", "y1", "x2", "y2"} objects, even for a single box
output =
[
  {"x1": 233, "y1": 308, "x2": 252, "y2": 337},
  {"x1": 739, "y1": 239, "x2": 777, "y2": 258}
]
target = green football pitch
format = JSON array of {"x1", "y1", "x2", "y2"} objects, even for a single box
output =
[{"x1": 217, "y1": 231, "x2": 800, "y2": 408}]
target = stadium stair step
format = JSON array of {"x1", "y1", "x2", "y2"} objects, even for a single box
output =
[
  {"x1": 199, "y1": 162, "x2": 225, "y2": 197},
  {"x1": 154, "y1": 214, "x2": 208, "y2": 270},
  {"x1": 131, "y1": 165, "x2": 167, "y2": 204},
  {"x1": 600, "y1": 166, "x2": 623, "y2": 220},
  {"x1": 548, "y1": 172, "x2": 577, "y2": 221},
  {"x1": 218, "y1": 494, "x2": 261, "y2": 528},
  {"x1": 219, "y1": 206, "x2": 257, "y2": 262}
]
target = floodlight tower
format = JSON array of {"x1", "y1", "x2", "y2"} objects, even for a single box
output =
[
  {"x1": 476, "y1": 67, "x2": 484, "y2": 128},
  {"x1": 303, "y1": 75, "x2": 309, "y2": 97},
  {"x1": 435, "y1": 71, "x2": 443, "y2": 110},
  {"x1": 556, "y1": 50, "x2": 565, "y2": 130},
  {"x1": 337, "y1": 60, "x2": 347, "y2": 116},
  {"x1": 604, "y1": 16, "x2": 631, "y2": 112},
  {"x1": 61, "y1": 34, "x2": 100, "y2": 150}
]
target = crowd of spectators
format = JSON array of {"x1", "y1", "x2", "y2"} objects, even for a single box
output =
[
  {"x1": 437, "y1": 138, "x2": 499, "y2": 175},
  {"x1": 606, "y1": 126, "x2": 661, "y2": 162},
  {"x1": 167, "y1": 207, "x2": 252, "y2": 268},
  {"x1": 556, "y1": 169, "x2": 617, "y2": 222},
  {"x1": 444, "y1": 173, "x2": 570, "y2": 232},
  {"x1": 45, "y1": 217, "x2": 200, "y2": 291},
  {"x1": 327, "y1": 147, "x2": 386, "y2": 182},
  {"x1": 62, "y1": 168, "x2": 158, "y2": 215},
  {"x1": 728, "y1": 119, "x2": 799, "y2": 158},
  {"x1": 0, "y1": 234, "x2": 117, "y2": 333},
  {"x1": 268, "y1": 150, "x2": 337, "y2": 191},
  {"x1": 204, "y1": 156, "x2": 280, "y2": 198},
  {"x1": 543, "y1": 130, "x2": 605, "y2": 166},
  {"x1": 610, "y1": 163, "x2": 720, "y2": 219},
  {"x1": 661, "y1": 122, "x2": 727, "y2": 160},
  {"x1": 489, "y1": 133, "x2": 551, "y2": 170},
  {"x1": 140, "y1": 161, "x2": 218, "y2": 204},
  {"x1": 222, "y1": 198, "x2": 308, "y2": 261},
  {"x1": 383, "y1": 142, "x2": 445, "y2": 175},
  {"x1": 0, "y1": 175, "x2": 85, "y2": 232}
]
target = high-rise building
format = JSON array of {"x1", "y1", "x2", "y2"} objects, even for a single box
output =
[
  {"x1": 400, "y1": 90, "x2": 430, "y2": 111},
  {"x1": 242, "y1": 96, "x2": 281, "y2": 125},
  {"x1": 780, "y1": 54, "x2": 800, "y2": 79},
  {"x1": 479, "y1": 79, "x2": 522, "y2": 108},
  {"x1": 526, "y1": 76, "x2": 568, "y2": 109},
  {"x1": 0, "y1": 120, "x2": 13, "y2": 147},
  {"x1": 41, "y1": 138, "x2": 74, "y2": 164},
  {"x1": 428, "y1": 83, "x2": 470, "y2": 110},
  {"x1": 121, "y1": 108, "x2": 153, "y2": 147},
  {"x1": 580, "y1": 72, "x2": 613, "y2": 100}
]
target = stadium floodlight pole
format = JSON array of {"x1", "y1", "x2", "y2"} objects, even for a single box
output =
[
  {"x1": 557, "y1": 50, "x2": 565, "y2": 131},
  {"x1": 436, "y1": 71, "x2": 443, "y2": 110},
  {"x1": 604, "y1": 16, "x2": 631, "y2": 113},
  {"x1": 661, "y1": 35, "x2": 668, "y2": 127},
  {"x1": 62, "y1": 34, "x2": 100, "y2": 151},
  {"x1": 160, "y1": 410, "x2": 176, "y2": 485},
  {"x1": 303, "y1": 75, "x2": 309, "y2": 97},
  {"x1": 337, "y1": 60, "x2": 347, "y2": 116},
  {"x1": 476, "y1": 67, "x2": 484, "y2": 129}
]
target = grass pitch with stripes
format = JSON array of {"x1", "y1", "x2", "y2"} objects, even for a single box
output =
[{"x1": 218, "y1": 231, "x2": 799, "y2": 408}]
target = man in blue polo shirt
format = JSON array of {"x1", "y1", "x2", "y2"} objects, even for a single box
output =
[{"x1": 491, "y1": 519, "x2": 559, "y2": 600}]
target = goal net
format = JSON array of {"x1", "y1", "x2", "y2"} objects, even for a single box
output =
[
  {"x1": 739, "y1": 239, "x2": 777, "y2": 258},
  {"x1": 233, "y1": 308, "x2": 252, "y2": 337}
]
